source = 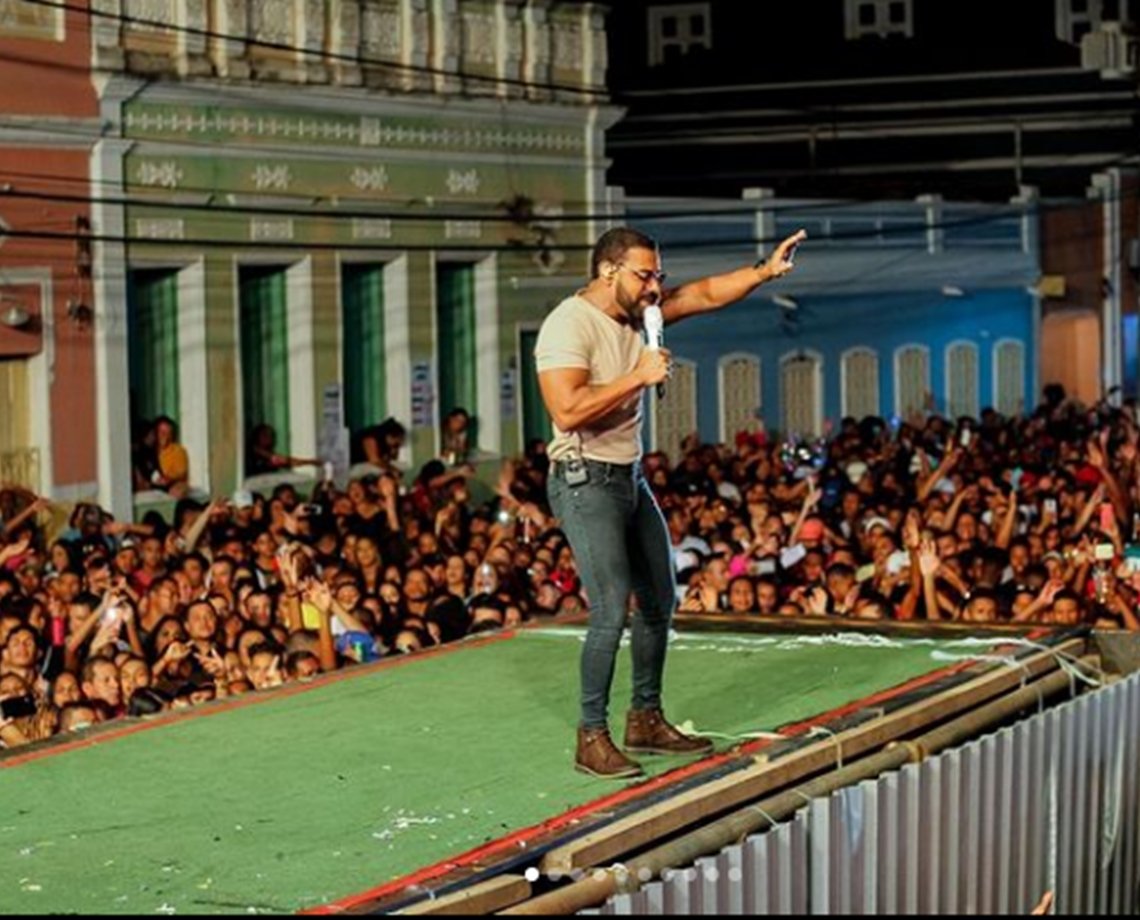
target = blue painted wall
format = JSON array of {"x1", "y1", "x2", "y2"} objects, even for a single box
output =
[
  {"x1": 1125, "y1": 314, "x2": 1139, "y2": 398},
  {"x1": 661, "y1": 288, "x2": 1035, "y2": 440},
  {"x1": 626, "y1": 196, "x2": 1041, "y2": 442}
]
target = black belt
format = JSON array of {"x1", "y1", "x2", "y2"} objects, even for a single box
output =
[{"x1": 553, "y1": 458, "x2": 636, "y2": 476}]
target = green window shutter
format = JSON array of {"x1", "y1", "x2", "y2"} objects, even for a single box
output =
[
  {"x1": 436, "y1": 263, "x2": 478, "y2": 431},
  {"x1": 239, "y1": 266, "x2": 291, "y2": 454},
  {"x1": 519, "y1": 328, "x2": 552, "y2": 446},
  {"x1": 127, "y1": 268, "x2": 180, "y2": 423},
  {"x1": 341, "y1": 263, "x2": 387, "y2": 434}
]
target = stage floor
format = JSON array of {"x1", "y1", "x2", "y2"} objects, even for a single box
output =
[{"x1": 2, "y1": 627, "x2": 995, "y2": 914}]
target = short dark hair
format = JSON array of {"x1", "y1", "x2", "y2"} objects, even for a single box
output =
[
  {"x1": 81, "y1": 655, "x2": 117, "y2": 685},
  {"x1": 377, "y1": 417, "x2": 406, "y2": 441},
  {"x1": 248, "y1": 642, "x2": 284, "y2": 665},
  {"x1": 3, "y1": 623, "x2": 39, "y2": 653},
  {"x1": 154, "y1": 415, "x2": 178, "y2": 436},
  {"x1": 128, "y1": 686, "x2": 171, "y2": 717},
  {"x1": 966, "y1": 587, "x2": 999, "y2": 605},
  {"x1": 181, "y1": 552, "x2": 209, "y2": 571},
  {"x1": 1052, "y1": 589, "x2": 1083, "y2": 609},
  {"x1": 590, "y1": 227, "x2": 659, "y2": 280},
  {"x1": 284, "y1": 650, "x2": 320, "y2": 678}
]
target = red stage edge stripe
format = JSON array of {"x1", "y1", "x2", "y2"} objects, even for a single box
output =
[
  {"x1": 306, "y1": 647, "x2": 1000, "y2": 914},
  {"x1": 0, "y1": 631, "x2": 518, "y2": 771}
]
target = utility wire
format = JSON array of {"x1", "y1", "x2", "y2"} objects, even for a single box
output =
[
  {"x1": 0, "y1": 182, "x2": 1046, "y2": 231},
  {"x1": 0, "y1": 201, "x2": 1106, "y2": 253}
]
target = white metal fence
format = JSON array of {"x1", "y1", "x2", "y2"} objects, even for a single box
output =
[{"x1": 586, "y1": 671, "x2": 1140, "y2": 915}]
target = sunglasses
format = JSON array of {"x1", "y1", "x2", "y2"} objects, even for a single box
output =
[{"x1": 619, "y1": 264, "x2": 667, "y2": 285}]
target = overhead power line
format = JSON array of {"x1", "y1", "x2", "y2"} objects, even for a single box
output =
[{"x1": 0, "y1": 196, "x2": 1114, "y2": 253}]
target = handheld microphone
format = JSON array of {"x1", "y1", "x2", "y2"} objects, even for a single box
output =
[{"x1": 643, "y1": 304, "x2": 665, "y2": 400}]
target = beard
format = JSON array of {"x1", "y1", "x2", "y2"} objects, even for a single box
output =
[{"x1": 617, "y1": 284, "x2": 660, "y2": 324}]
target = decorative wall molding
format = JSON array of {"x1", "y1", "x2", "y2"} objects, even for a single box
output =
[
  {"x1": 352, "y1": 217, "x2": 393, "y2": 239},
  {"x1": 251, "y1": 163, "x2": 292, "y2": 190},
  {"x1": 446, "y1": 167, "x2": 480, "y2": 195},
  {"x1": 135, "y1": 159, "x2": 184, "y2": 188},
  {"x1": 136, "y1": 217, "x2": 186, "y2": 239},
  {"x1": 98, "y1": 0, "x2": 607, "y2": 100},
  {"x1": 123, "y1": 104, "x2": 586, "y2": 155},
  {"x1": 445, "y1": 219, "x2": 483, "y2": 239},
  {"x1": 349, "y1": 165, "x2": 390, "y2": 191},
  {"x1": 250, "y1": 217, "x2": 295, "y2": 241},
  {"x1": 551, "y1": 16, "x2": 582, "y2": 72},
  {"x1": 0, "y1": 0, "x2": 66, "y2": 41}
]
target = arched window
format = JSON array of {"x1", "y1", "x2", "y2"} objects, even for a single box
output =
[
  {"x1": 780, "y1": 351, "x2": 823, "y2": 438},
  {"x1": 894, "y1": 344, "x2": 930, "y2": 420},
  {"x1": 994, "y1": 339, "x2": 1026, "y2": 416},
  {"x1": 945, "y1": 341, "x2": 979, "y2": 419},
  {"x1": 718, "y1": 353, "x2": 762, "y2": 443},
  {"x1": 652, "y1": 358, "x2": 698, "y2": 463},
  {"x1": 841, "y1": 348, "x2": 879, "y2": 420}
]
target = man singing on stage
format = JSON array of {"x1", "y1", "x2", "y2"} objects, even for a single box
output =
[{"x1": 535, "y1": 225, "x2": 806, "y2": 779}]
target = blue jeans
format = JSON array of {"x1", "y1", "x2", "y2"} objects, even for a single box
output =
[{"x1": 547, "y1": 459, "x2": 676, "y2": 730}]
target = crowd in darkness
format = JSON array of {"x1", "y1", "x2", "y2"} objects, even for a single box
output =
[{"x1": 2, "y1": 384, "x2": 1139, "y2": 748}]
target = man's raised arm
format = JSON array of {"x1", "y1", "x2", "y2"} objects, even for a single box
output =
[{"x1": 660, "y1": 229, "x2": 806, "y2": 326}]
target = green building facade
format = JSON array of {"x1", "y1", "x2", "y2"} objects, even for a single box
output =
[{"x1": 87, "y1": 0, "x2": 617, "y2": 517}]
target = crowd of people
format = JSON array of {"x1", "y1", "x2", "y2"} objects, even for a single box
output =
[{"x1": 3, "y1": 384, "x2": 1139, "y2": 749}]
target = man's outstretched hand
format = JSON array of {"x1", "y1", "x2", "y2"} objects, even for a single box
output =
[{"x1": 763, "y1": 229, "x2": 808, "y2": 280}]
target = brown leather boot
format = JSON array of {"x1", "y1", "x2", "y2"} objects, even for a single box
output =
[
  {"x1": 575, "y1": 726, "x2": 645, "y2": 779},
  {"x1": 623, "y1": 708, "x2": 715, "y2": 756}
]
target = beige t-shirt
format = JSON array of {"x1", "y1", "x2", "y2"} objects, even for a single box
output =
[{"x1": 534, "y1": 294, "x2": 645, "y2": 464}]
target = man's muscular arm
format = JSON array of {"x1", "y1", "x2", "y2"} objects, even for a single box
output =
[
  {"x1": 660, "y1": 229, "x2": 806, "y2": 326},
  {"x1": 539, "y1": 350, "x2": 669, "y2": 434}
]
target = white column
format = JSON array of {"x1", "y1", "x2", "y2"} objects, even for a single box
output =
[
  {"x1": 1012, "y1": 184, "x2": 1040, "y2": 255},
  {"x1": 1012, "y1": 185, "x2": 1041, "y2": 407},
  {"x1": 297, "y1": 0, "x2": 329, "y2": 82},
  {"x1": 384, "y1": 254, "x2": 412, "y2": 436},
  {"x1": 475, "y1": 254, "x2": 501, "y2": 455},
  {"x1": 744, "y1": 187, "x2": 777, "y2": 262},
  {"x1": 498, "y1": 0, "x2": 525, "y2": 97},
  {"x1": 585, "y1": 105, "x2": 624, "y2": 252},
  {"x1": 5, "y1": 270, "x2": 55, "y2": 498},
  {"x1": 522, "y1": 0, "x2": 551, "y2": 102},
  {"x1": 1092, "y1": 171, "x2": 1123, "y2": 398},
  {"x1": 91, "y1": 77, "x2": 142, "y2": 519},
  {"x1": 403, "y1": 0, "x2": 431, "y2": 91},
  {"x1": 177, "y1": 260, "x2": 211, "y2": 493},
  {"x1": 329, "y1": 0, "x2": 363, "y2": 85},
  {"x1": 287, "y1": 257, "x2": 317, "y2": 460},
  {"x1": 209, "y1": 0, "x2": 251, "y2": 79},
  {"x1": 604, "y1": 185, "x2": 626, "y2": 233},
  {"x1": 178, "y1": 0, "x2": 211, "y2": 75},
  {"x1": 582, "y1": 2, "x2": 607, "y2": 93},
  {"x1": 90, "y1": 0, "x2": 124, "y2": 71},
  {"x1": 91, "y1": 137, "x2": 134, "y2": 519},
  {"x1": 917, "y1": 193, "x2": 944, "y2": 255},
  {"x1": 430, "y1": 0, "x2": 460, "y2": 93}
]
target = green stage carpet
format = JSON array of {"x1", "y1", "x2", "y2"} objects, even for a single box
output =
[{"x1": 0, "y1": 628, "x2": 973, "y2": 914}]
